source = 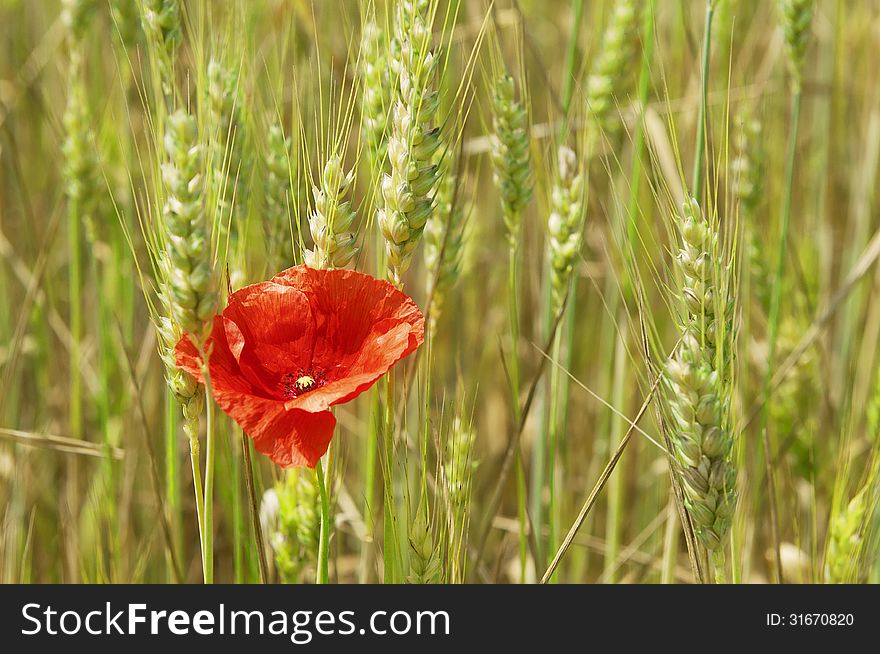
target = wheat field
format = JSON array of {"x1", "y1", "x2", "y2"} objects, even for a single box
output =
[{"x1": 0, "y1": 0, "x2": 878, "y2": 585}]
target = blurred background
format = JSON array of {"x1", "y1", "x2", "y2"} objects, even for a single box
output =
[{"x1": 1, "y1": 0, "x2": 879, "y2": 584}]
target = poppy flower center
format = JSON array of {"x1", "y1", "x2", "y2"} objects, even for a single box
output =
[{"x1": 280, "y1": 370, "x2": 325, "y2": 399}]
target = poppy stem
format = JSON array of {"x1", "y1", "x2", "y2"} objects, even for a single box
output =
[{"x1": 315, "y1": 457, "x2": 331, "y2": 584}]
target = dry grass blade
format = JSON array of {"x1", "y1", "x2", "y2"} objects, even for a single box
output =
[
  {"x1": 540, "y1": 368, "x2": 662, "y2": 584},
  {"x1": 0, "y1": 427, "x2": 123, "y2": 459}
]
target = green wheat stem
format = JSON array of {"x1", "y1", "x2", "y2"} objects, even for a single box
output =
[
  {"x1": 508, "y1": 241, "x2": 528, "y2": 582},
  {"x1": 200, "y1": 349, "x2": 217, "y2": 584},
  {"x1": 610, "y1": 0, "x2": 656, "y2": 581},
  {"x1": 691, "y1": 0, "x2": 715, "y2": 203},
  {"x1": 661, "y1": 496, "x2": 679, "y2": 583},
  {"x1": 68, "y1": 206, "x2": 82, "y2": 446},
  {"x1": 231, "y1": 419, "x2": 244, "y2": 583},
  {"x1": 712, "y1": 547, "x2": 727, "y2": 584},
  {"x1": 383, "y1": 369, "x2": 397, "y2": 584},
  {"x1": 603, "y1": 315, "x2": 628, "y2": 583},
  {"x1": 315, "y1": 456, "x2": 331, "y2": 584},
  {"x1": 545, "y1": 316, "x2": 564, "y2": 579},
  {"x1": 95, "y1": 254, "x2": 119, "y2": 570},
  {"x1": 758, "y1": 87, "x2": 803, "y2": 584},
  {"x1": 559, "y1": 0, "x2": 585, "y2": 132},
  {"x1": 362, "y1": 181, "x2": 389, "y2": 583},
  {"x1": 359, "y1": 389, "x2": 380, "y2": 583},
  {"x1": 627, "y1": 0, "x2": 655, "y2": 255},
  {"x1": 165, "y1": 389, "x2": 180, "y2": 582},
  {"x1": 187, "y1": 432, "x2": 206, "y2": 581}
]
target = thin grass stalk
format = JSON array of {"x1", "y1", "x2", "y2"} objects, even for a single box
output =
[
  {"x1": 230, "y1": 421, "x2": 244, "y2": 583},
  {"x1": 188, "y1": 429, "x2": 207, "y2": 579},
  {"x1": 546, "y1": 278, "x2": 580, "y2": 580},
  {"x1": 383, "y1": 369, "x2": 397, "y2": 583},
  {"x1": 627, "y1": 0, "x2": 665, "y2": 581},
  {"x1": 199, "y1": 348, "x2": 217, "y2": 583},
  {"x1": 362, "y1": 193, "x2": 388, "y2": 585},
  {"x1": 660, "y1": 496, "x2": 679, "y2": 583},
  {"x1": 315, "y1": 457, "x2": 331, "y2": 584},
  {"x1": 559, "y1": 0, "x2": 584, "y2": 134},
  {"x1": 359, "y1": 390, "x2": 380, "y2": 583},
  {"x1": 603, "y1": 315, "x2": 628, "y2": 582},
  {"x1": 691, "y1": 0, "x2": 715, "y2": 203},
  {"x1": 94, "y1": 254, "x2": 120, "y2": 573},
  {"x1": 240, "y1": 431, "x2": 268, "y2": 584},
  {"x1": 164, "y1": 389, "x2": 180, "y2": 581},
  {"x1": 508, "y1": 242, "x2": 528, "y2": 581}
]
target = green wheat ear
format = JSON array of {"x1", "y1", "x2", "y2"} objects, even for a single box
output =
[
  {"x1": 154, "y1": 109, "x2": 218, "y2": 443},
  {"x1": 206, "y1": 59, "x2": 249, "y2": 243},
  {"x1": 424, "y1": 169, "x2": 465, "y2": 334},
  {"x1": 585, "y1": 0, "x2": 641, "y2": 148},
  {"x1": 825, "y1": 486, "x2": 868, "y2": 584},
  {"x1": 444, "y1": 415, "x2": 477, "y2": 510},
  {"x1": 547, "y1": 146, "x2": 585, "y2": 312},
  {"x1": 305, "y1": 153, "x2": 359, "y2": 270},
  {"x1": 778, "y1": 0, "x2": 815, "y2": 88},
  {"x1": 406, "y1": 507, "x2": 442, "y2": 584},
  {"x1": 378, "y1": 0, "x2": 443, "y2": 287},
  {"x1": 360, "y1": 18, "x2": 390, "y2": 170},
  {"x1": 62, "y1": 55, "x2": 100, "y2": 245},
  {"x1": 263, "y1": 124, "x2": 295, "y2": 269},
  {"x1": 665, "y1": 197, "x2": 737, "y2": 552},
  {"x1": 159, "y1": 109, "x2": 219, "y2": 343},
  {"x1": 490, "y1": 74, "x2": 532, "y2": 243},
  {"x1": 61, "y1": 0, "x2": 98, "y2": 41},
  {"x1": 141, "y1": 0, "x2": 181, "y2": 92},
  {"x1": 265, "y1": 471, "x2": 321, "y2": 583}
]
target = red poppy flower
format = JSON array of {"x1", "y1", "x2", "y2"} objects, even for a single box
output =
[{"x1": 175, "y1": 265, "x2": 424, "y2": 468}]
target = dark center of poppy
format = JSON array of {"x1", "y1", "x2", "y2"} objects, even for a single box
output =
[{"x1": 280, "y1": 369, "x2": 325, "y2": 399}]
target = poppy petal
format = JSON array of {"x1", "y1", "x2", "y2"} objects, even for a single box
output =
[
  {"x1": 285, "y1": 319, "x2": 421, "y2": 412},
  {"x1": 176, "y1": 332, "x2": 335, "y2": 468},
  {"x1": 175, "y1": 317, "x2": 259, "y2": 397},
  {"x1": 212, "y1": 386, "x2": 337, "y2": 469},
  {"x1": 223, "y1": 282, "x2": 316, "y2": 392},
  {"x1": 271, "y1": 266, "x2": 425, "y2": 411}
]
